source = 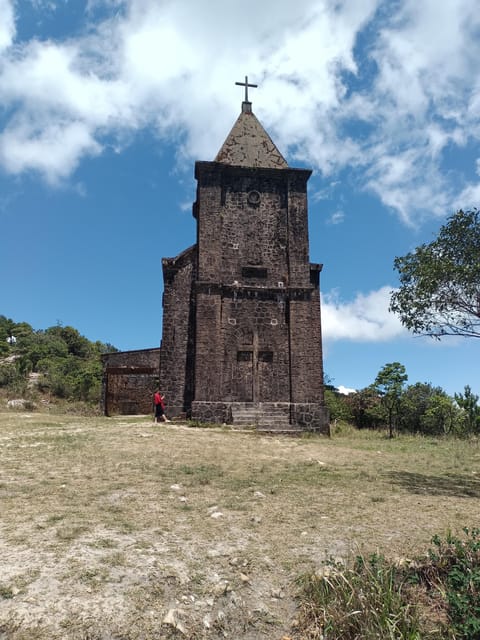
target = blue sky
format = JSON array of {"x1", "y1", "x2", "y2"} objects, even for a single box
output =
[{"x1": 0, "y1": 0, "x2": 479, "y2": 397}]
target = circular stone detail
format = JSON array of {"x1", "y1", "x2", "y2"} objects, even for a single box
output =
[{"x1": 247, "y1": 190, "x2": 261, "y2": 206}]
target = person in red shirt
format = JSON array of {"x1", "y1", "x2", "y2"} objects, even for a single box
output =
[{"x1": 153, "y1": 390, "x2": 170, "y2": 423}]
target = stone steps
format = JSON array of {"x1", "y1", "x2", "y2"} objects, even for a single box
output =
[{"x1": 231, "y1": 403, "x2": 292, "y2": 430}]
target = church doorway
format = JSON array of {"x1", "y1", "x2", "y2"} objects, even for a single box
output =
[
  {"x1": 235, "y1": 343, "x2": 275, "y2": 402},
  {"x1": 236, "y1": 350, "x2": 253, "y2": 401}
]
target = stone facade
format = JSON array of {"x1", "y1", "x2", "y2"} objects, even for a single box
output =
[
  {"x1": 159, "y1": 101, "x2": 329, "y2": 433},
  {"x1": 102, "y1": 99, "x2": 329, "y2": 432}
]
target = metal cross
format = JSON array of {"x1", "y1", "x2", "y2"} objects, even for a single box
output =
[{"x1": 235, "y1": 76, "x2": 258, "y2": 102}]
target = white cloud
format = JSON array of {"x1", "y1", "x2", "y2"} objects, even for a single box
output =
[
  {"x1": 364, "y1": 146, "x2": 454, "y2": 226},
  {"x1": 0, "y1": 119, "x2": 101, "y2": 183},
  {"x1": 457, "y1": 181, "x2": 480, "y2": 210},
  {"x1": 0, "y1": 0, "x2": 379, "y2": 181},
  {"x1": 373, "y1": 0, "x2": 479, "y2": 113},
  {"x1": 357, "y1": 0, "x2": 480, "y2": 223},
  {"x1": 327, "y1": 210, "x2": 345, "y2": 225},
  {"x1": 0, "y1": 0, "x2": 479, "y2": 223},
  {"x1": 0, "y1": 0, "x2": 15, "y2": 53},
  {"x1": 321, "y1": 286, "x2": 406, "y2": 342},
  {"x1": 337, "y1": 385, "x2": 356, "y2": 395}
]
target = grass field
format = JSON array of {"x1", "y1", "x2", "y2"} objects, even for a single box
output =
[{"x1": 1, "y1": 411, "x2": 479, "y2": 638}]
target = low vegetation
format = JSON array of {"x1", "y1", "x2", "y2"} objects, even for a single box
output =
[{"x1": 297, "y1": 528, "x2": 480, "y2": 639}]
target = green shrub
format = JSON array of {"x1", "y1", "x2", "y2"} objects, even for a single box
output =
[
  {"x1": 297, "y1": 554, "x2": 422, "y2": 639},
  {"x1": 0, "y1": 362, "x2": 20, "y2": 387},
  {"x1": 296, "y1": 529, "x2": 480, "y2": 639},
  {"x1": 427, "y1": 529, "x2": 480, "y2": 639},
  {"x1": 324, "y1": 389, "x2": 354, "y2": 423}
]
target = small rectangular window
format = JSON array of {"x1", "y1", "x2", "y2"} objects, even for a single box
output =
[
  {"x1": 237, "y1": 351, "x2": 252, "y2": 362},
  {"x1": 258, "y1": 351, "x2": 273, "y2": 363},
  {"x1": 242, "y1": 267, "x2": 267, "y2": 279}
]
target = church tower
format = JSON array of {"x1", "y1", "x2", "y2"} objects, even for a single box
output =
[{"x1": 159, "y1": 81, "x2": 329, "y2": 432}]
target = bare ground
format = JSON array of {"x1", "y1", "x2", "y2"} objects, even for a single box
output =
[{"x1": 1, "y1": 411, "x2": 479, "y2": 639}]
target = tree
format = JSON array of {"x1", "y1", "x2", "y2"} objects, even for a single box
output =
[
  {"x1": 46, "y1": 325, "x2": 92, "y2": 358},
  {"x1": 0, "y1": 315, "x2": 16, "y2": 356},
  {"x1": 397, "y1": 382, "x2": 448, "y2": 433},
  {"x1": 421, "y1": 394, "x2": 461, "y2": 435},
  {"x1": 390, "y1": 209, "x2": 480, "y2": 339},
  {"x1": 374, "y1": 362, "x2": 408, "y2": 437},
  {"x1": 347, "y1": 387, "x2": 383, "y2": 429},
  {"x1": 454, "y1": 385, "x2": 480, "y2": 434},
  {"x1": 324, "y1": 388, "x2": 354, "y2": 423}
]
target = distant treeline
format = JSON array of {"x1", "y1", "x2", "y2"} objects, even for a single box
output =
[
  {"x1": 326, "y1": 374, "x2": 480, "y2": 437},
  {"x1": 0, "y1": 315, "x2": 117, "y2": 403}
]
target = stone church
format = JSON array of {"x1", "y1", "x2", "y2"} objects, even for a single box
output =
[{"x1": 102, "y1": 82, "x2": 329, "y2": 433}]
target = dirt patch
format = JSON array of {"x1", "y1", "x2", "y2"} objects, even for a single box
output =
[{"x1": 0, "y1": 413, "x2": 479, "y2": 638}]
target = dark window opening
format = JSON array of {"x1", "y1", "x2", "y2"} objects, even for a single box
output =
[
  {"x1": 310, "y1": 269, "x2": 320, "y2": 286},
  {"x1": 242, "y1": 267, "x2": 267, "y2": 279},
  {"x1": 237, "y1": 351, "x2": 252, "y2": 362},
  {"x1": 258, "y1": 351, "x2": 273, "y2": 363}
]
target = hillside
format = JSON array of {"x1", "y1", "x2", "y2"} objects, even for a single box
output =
[{"x1": 0, "y1": 315, "x2": 117, "y2": 406}]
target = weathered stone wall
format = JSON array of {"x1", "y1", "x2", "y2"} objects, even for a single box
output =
[
  {"x1": 101, "y1": 349, "x2": 160, "y2": 416},
  {"x1": 189, "y1": 161, "x2": 329, "y2": 433},
  {"x1": 194, "y1": 163, "x2": 311, "y2": 290},
  {"x1": 220, "y1": 289, "x2": 290, "y2": 402},
  {"x1": 291, "y1": 403, "x2": 330, "y2": 433},
  {"x1": 288, "y1": 272, "x2": 325, "y2": 404},
  {"x1": 192, "y1": 287, "x2": 223, "y2": 402},
  {"x1": 191, "y1": 401, "x2": 232, "y2": 425},
  {"x1": 192, "y1": 284, "x2": 292, "y2": 405},
  {"x1": 159, "y1": 245, "x2": 197, "y2": 417}
]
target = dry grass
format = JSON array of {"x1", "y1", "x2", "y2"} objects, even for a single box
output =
[{"x1": 0, "y1": 412, "x2": 479, "y2": 638}]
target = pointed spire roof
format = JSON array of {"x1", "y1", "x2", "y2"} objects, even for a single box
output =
[{"x1": 215, "y1": 101, "x2": 288, "y2": 169}]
